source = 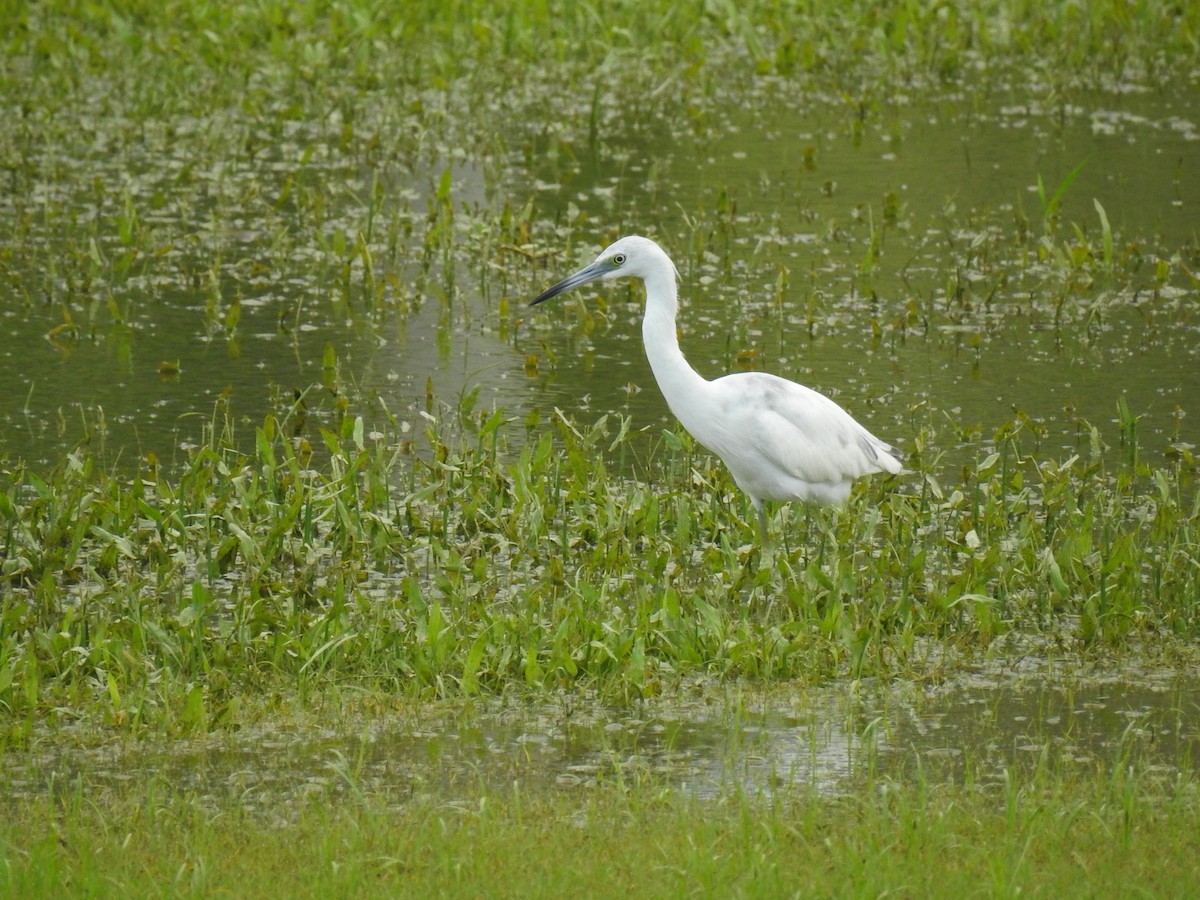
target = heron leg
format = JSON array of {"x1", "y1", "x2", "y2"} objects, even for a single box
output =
[{"x1": 754, "y1": 497, "x2": 769, "y2": 546}]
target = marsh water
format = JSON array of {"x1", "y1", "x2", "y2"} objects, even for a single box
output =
[
  {"x1": 2, "y1": 72, "x2": 1199, "y2": 803},
  {"x1": 2, "y1": 81, "x2": 1198, "y2": 469},
  {"x1": 7, "y1": 663, "x2": 1198, "y2": 813}
]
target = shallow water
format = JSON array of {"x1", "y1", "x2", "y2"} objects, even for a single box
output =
[
  {"x1": 6, "y1": 663, "x2": 1196, "y2": 814},
  {"x1": 1, "y1": 79, "x2": 1197, "y2": 469},
  {"x1": 519, "y1": 81, "x2": 1200, "y2": 463}
]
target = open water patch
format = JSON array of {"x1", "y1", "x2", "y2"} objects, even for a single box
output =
[{"x1": 4, "y1": 660, "x2": 1195, "y2": 820}]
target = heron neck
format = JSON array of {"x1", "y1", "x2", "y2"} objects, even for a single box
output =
[{"x1": 640, "y1": 271, "x2": 709, "y2": 412}]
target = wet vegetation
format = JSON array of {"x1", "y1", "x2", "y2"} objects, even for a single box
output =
[
  {"x1": 2, "y1": 0, "x2": 1200, "y2": 894},
  {"x1": 0, "y1": 400, "x2": 1197, "y2": 729}
]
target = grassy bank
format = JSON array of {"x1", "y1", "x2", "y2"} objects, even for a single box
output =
[{"x1": 2, "y1": 758, "x2": 1197, "y2": 897}]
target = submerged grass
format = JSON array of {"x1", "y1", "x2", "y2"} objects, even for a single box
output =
[
  {"x1": 1, "y1": 395, "x2": 1196, "y2": 738},
  {"x1": 1, "y1": 756, "x2": 1197, "y2": 897}
]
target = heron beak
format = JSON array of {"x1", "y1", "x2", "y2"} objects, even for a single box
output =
[{"x1": 531, "y1": 260, "x2": 607, "y2": 306}]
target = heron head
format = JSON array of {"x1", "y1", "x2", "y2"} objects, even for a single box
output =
[{"x1": 531, "y1": 235, "x2": 672, "y2": 306}]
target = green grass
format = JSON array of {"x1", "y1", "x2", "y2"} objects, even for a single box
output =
[
  {"x1": 5, "y1": 0, "x2": 1197, "y2": 97},
  {"x1": 1, "y1": 397, "x2": 1197, "y2": 738},
  {"x1": 2, "y1": 759, "x2": 1197, "y2": 897}
]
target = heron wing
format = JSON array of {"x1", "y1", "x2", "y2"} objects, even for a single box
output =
[{"x1": 702, "y1": 372, "x2": 899, "y2": 502}]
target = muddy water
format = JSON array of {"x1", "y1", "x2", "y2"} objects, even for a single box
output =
[{"x1": 5, "y1": 665, "x2": 1196, "y2": 813}]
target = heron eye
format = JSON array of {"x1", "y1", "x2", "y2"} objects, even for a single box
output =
[{"x1": 612, "y1": 253, "x2": 626, "y2": 266}]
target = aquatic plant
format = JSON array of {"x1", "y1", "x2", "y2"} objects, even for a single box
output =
[{"x1": 0, "y1": 395, "x2": 1195, "y2": 736}]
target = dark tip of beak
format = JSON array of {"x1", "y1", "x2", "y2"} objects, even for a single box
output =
[{"x1": 531, "y1": 260, "x2": 606, "y2": 307}]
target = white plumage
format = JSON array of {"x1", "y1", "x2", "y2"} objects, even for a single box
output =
[{"x1": 532, "y1": 235, "x2": 902, "y2": 539}]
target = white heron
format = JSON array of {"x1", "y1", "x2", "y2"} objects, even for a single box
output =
[{"x1": 531, "y1": 235, "x2": 902, "y2": 541}]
